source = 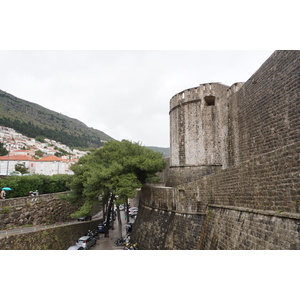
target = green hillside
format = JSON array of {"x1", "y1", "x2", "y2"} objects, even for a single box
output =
[
  {"x1": 146, "y1": 146, "x2": 170, "y2": 158},
  {"x1": 0, "y1": 89, "x2": 114, "y2": 148}
]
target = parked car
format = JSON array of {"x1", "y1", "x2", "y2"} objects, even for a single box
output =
[
  {"x1": 77, "y1": 215, "x2": 92, "y2": 221},
  {"x1": 129, "y1": 210, "x2": 138, "y2": 218},
  {"x1": 76, "y1": 236, "x2": 96, "y2": 249},
  {"x1": 9, "y1": 171, "x2": 22, "y2": 176},
  {"x1": 96, "y1": 224, "x2": 105, "y2": 233},
  {"x1": 67, "y1": 245, "x2": 84, "y2": 250},
  {"x1": 129, "y1": 207, "x2": 138, "y2": 212}
]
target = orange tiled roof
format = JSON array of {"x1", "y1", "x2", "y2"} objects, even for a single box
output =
[
  {"x1": 10, "y1": 150, "x2": 29, "y2": 153},
  {"x1": 38, "y1": 155, "x2": 63, "y2": 162},
  {"x1": 0, "y1": 155, "x2": 35, "y2": 161}
]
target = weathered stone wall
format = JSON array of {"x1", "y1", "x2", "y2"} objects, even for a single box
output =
[
  {"x1": 0, "y1": 192, "x2": 67, "y2": 209},
  {"x1": 0, "y1": 219, "x2": 101, "y2": 250},
  {"x1": 199, "y1": 205, "x2": 300, "y2": 250},
  {"x1": 228, "y1": 50, "x2": 300, "y2": 167},
  {"x1": 168, "y1": 83, "x2": 230, "y2": 186},
  {"x1": 132, "y1": 51, "x2": 300, "y2": 250},
  {"x1": 177, "y1": 140, "x2": 300, "y2": 214},
  {"x1": 131, "y1": 185, "x2": 206, "y2": 249},
  {"x1": 0, "y1": 192, "x2": 102, "y2": 231},
  {"x1": 167, "y1": 165, "x2": 221, "y2": 187},
  {"x1": 131, "y1": 205, "x2": 205, "y2": 250},
  {"x1": 0, "y1": 193, "x2": 80, "y2": 230}
]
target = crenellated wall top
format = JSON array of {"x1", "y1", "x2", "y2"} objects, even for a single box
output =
[
  {"x1": 226, "y1": 82, "x2": 244, "y2": 97},
  {"x1": 169, "y1": 82, "x2": 230, "y2": 112}
]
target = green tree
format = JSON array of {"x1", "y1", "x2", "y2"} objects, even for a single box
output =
[
  {"x1": 15, "y1": 163, "x2": 29, "y2": 175},
  {"x1": 68, "y1": 140, "x2": 167, "y2": 237},
  {"x1": 35, "y1": 150, "x2": 44, "y2": 158},
  {"x1": 0, "y1": 142, "x2": 8, "y2": 156},
  {"x1": 35, "y1": 136, "x2": 46, "y2": 143}
]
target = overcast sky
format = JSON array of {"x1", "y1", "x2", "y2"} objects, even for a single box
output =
[
  {"x1": 0, "y1": 50, "x2": 274, "y2": 147},
  {"x1": 1, "y1": 0, "x2": 299, "y2": 296}
]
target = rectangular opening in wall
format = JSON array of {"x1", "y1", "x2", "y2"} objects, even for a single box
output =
[{"x1": 204, "y1": 95, "x2": 215, "y2": 106}]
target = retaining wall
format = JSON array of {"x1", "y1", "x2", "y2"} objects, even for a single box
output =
[
  {"x1": 0, "y1": 219, "x2": 101, "y2": 250},
  {"x1": 0, "y1": 193, "x2": 80, "y2": 230}
]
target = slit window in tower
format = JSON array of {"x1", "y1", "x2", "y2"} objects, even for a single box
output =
[{"x1": 204, "y1": 95, "x2": 215, "y2": 106}]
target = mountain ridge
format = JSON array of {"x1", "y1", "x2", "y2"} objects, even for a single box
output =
[{"x1": 0, "y1": 89, "x2": 114, "y2": 148}]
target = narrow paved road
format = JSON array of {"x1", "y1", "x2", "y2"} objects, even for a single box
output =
[{"x1": 92, "y1": 211, "x2": 130, "y2": 250}]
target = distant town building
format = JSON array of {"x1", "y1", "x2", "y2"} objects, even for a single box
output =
[
  {"x1": 0, "y1": 154, "x2": 35, "y2": 175},
  {"x1": 0, "y1": 126, "x2": 87, "y2": 175}
]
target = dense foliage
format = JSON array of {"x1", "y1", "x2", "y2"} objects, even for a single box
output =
[
  {"x1": 0, "y1": 116, "x2": 105, "y2": 148},
  {"x1": 0, "y1": 142, "x2": 8, "y2": 156},
  {"x1": 67, "y1": 140, "x2": 167, "y2": 217},
  {"x1": 0, "y1": 174, "x2": 72, "y2": 198}
]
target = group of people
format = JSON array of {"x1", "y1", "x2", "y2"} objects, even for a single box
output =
[
  {"x1": 0, "y1": 189, "x2": 39, "y2": 199},
  {"x1": 29, "y1": 190, "x2": 39, "y2": 196}
]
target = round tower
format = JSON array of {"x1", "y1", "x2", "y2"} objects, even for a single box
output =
[{"x1": 166, "y1": 82, "x2": 230, "y2": 186}]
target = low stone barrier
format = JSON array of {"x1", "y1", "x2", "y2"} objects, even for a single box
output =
[
  {"x1": 0, "y1": 192, "x2": 68, "y2": 209},
  {"x1": 0, "y1": 219, "x2": 102, "y2": 250}
]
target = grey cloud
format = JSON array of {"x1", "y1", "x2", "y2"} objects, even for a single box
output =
[{"x1": 0, "y1": 50, "x2": 274, "y2": 147}]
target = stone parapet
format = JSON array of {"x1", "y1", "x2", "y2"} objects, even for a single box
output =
[{"x1": 0, "y1": 192, "x2": 68, "y2": 209}]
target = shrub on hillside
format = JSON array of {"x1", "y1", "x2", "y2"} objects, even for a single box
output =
[{"x1": 0, "y1": 174, "x2": 72, "y2": 198}]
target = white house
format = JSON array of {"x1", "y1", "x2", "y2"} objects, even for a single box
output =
[
  {"x1": 0, "y1": 154, "x2": 35, "y2": 175},
  {"x1": 34, "y1": 155, "x2": 70, "y2": 176},
  {"x1": 0, "y1": 154, "x2": 75, "y2": 176}
]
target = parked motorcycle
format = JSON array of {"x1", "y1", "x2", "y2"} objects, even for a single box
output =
[
  {"x1": 124, "y1": 242, "x2": 138, "y2": 250},
  {"x1": 87, "y1": 229, "x2": 99, "y2": 240},
  {"x1": 126, "y1": 222, "x2": 134, "y2": 234}
]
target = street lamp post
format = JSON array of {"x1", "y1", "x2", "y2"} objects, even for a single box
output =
[{"x1": 6, "y1": 144, "x2": 10, "y2": 176}]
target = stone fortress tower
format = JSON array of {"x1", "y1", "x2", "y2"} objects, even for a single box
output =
[
  {"x1": 167, "y1": 82, "x2": 244, "y2": 186},
  {"x1": 132, "y1": 51, "x2": 300, "y2": 250}
]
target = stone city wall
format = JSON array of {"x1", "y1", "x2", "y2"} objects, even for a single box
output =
[
  {"x1": 131, "y1": 204, "x2": 206, "y2": 250},
  {"x1": 132, "y1": 51, "x2": 300, "y2": 250},
  {"x1": 228, "y1": 50, "x2": 300, "y2": 167},
  {"x1": 199, "y1": 205, "x2": 300, "y2": 250}
]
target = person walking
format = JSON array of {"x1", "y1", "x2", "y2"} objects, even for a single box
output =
[{"x1": 0, "y1": 189, "x2": 6, "y2": 199}]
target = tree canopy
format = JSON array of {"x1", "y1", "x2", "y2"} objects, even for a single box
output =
[{"x1": 67, "y1": 140, "x2": 167, "y2": 217}]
